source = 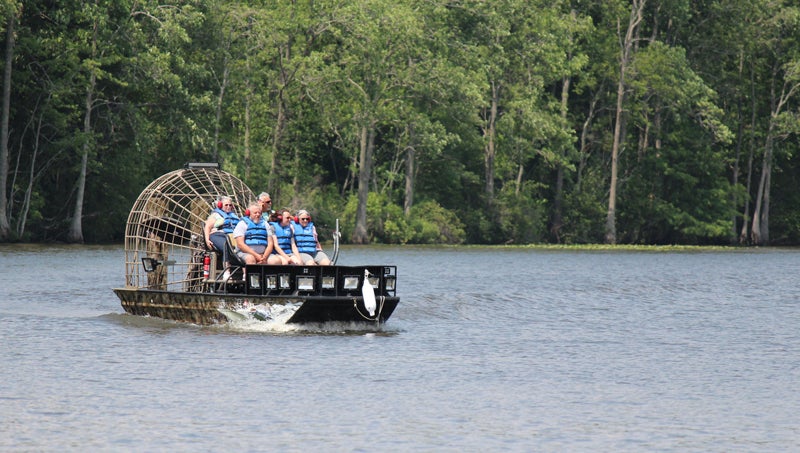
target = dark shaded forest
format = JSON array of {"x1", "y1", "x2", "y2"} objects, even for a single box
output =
[{"x1": 1, "y1": 0, "x2": 799, "y2": 245}]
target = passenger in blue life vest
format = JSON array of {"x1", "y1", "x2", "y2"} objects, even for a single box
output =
[
  {"x1": 257, "y1": 192, "x2": 273, "y2": 223},
  {"x1": 292, "y1": 209, "x2": 331, "y2": 266},
  {"x1": 203, "y1": 196, "x2": 239, "y2": 269},
  {"x1": 233, "y1": 202, "x2": 281, "y2": 265},
  {"x1": 269, "y1": 208, "x2": 303, "y2": 265}
]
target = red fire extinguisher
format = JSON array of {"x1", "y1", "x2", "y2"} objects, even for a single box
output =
[{"x1": 203, "y1": 254, "x2": 210, "y2": 280}]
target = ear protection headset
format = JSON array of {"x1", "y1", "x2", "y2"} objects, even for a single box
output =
[
  {"x1": 243, "y1": 206, "x2": 265, "y2": 217},
  {"x1": 217, "y1": 197, "x2": 232, "y2": 209}
]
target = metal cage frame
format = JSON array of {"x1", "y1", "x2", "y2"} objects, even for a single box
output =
[{"x1": 122, "y1": 164, "x2": 254, "y2": 291}]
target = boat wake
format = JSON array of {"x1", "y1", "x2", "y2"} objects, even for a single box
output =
[
  {"x1": 217, "y1": 302, "x2": 394, "y2": 334},
  {"x1": 213, "y1": 302, "x2": 298, "y2": 332}
]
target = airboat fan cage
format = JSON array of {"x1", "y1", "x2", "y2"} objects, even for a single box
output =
[{"x1": 123, "y1": 163, "x2": 254, "y2": 291}]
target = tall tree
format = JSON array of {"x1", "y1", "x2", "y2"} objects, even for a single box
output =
[
  {"x1": 605, "y1": 0, "x2": 646, "y2": 244},
  {"x1": 305, "y1": 0, "x2": 430, "y2": 243},
  {"x1": 67, "y1": 1, "x2": 101, "y2": 243},
  {"x1": 0, "y1": 3, "x2": 17, "y2": 240},
  {"x1": 750, "y1": 4, "x2": 800, "y2": 245}
]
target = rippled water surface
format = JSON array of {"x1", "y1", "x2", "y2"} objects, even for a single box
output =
[{"x1": 1, "y1": 244, "x2": 799, "y2": 451}]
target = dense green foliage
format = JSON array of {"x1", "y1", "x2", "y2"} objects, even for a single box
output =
[{"x1": 1, "y1": 0, "x2": 799, "y2": 245}]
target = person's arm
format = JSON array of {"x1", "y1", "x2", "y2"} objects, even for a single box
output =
[
  {"x1": 272, "y1": 235, "x2": 287, "y2": 257},
  {"x1": 272, "y1": 228, "x2": 293, "y2": 261},
  {"x1": 289, "y1": 237, "x2": 302, "y2": 264},
  {"x1": 263, "y1": 231, "x2": 275, "y2": 256},
  {"x1": 286, "y1": 224, "x2": 302, "y2": 264},
  {"x1": 256, "y1": 231, "x2": 275, "y2": 263},
  {"x1": 270, "y1": 236, "x2": 290, "y2": 264},
  {"x1": 312, "y1": 225, "x2": 323, "y2": 251},
  {"x1": 233, "y1": 222, "x2": 260, "y2": 261},
  {"x1": 203, "y1": 215, "x2": 216, "y2": 249}
]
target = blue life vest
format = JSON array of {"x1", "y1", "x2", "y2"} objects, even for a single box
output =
[
  {"x1": 213, "y1": 207, "x2": 239, "y2": 234},
  {"x1": 270, "y1": 222, "x2": 294, "y2": 253},
  {"x1": 241, "y1": 216, "x2": 269, "y2": 246},
  {"x1": 292, "y1": 221, "x2": 318, "y2": 255}
]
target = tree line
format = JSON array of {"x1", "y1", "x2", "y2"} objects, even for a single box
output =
[{"x1": 1, "y1": 0, "x2": 799, "y2": 245}]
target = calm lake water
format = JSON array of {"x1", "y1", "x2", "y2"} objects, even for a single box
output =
[{"x1": 1, "y1": 244, "x2": 799, "y2": 451}]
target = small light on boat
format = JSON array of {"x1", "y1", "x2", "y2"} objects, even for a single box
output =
[
  {"x1": 384, "y1": 276, "x2": 396, "y2": 291},
  {"x1": 265, "y1": 275, "x2": 277, "y2": 289},
  {"x1": 297, "y1": 276, "x2": 315, "y2": 291},
  {"x1": 343, "y1": 276, "x2": 359, "y2": 290},
  {"x1": 279, "y1": 274, "x2": 291, "y2": 289},
  {"x1": 249, "y1": 274, "x2": 261, "y2": 289},
  {"x1": 368, "y1": 276, "x2": 379, "y2": 288},
  {"x1": 141, "y1": 257, "x2": 160, "y2": 273},
  {"x1": 321, "y1": 276, "x2": 335, "y2": 289}
]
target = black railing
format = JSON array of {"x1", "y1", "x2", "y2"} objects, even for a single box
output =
[{"x1": 243, "y1": 265, "x2": 397, "y2": 298}]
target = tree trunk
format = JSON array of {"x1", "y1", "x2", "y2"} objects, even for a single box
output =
[
  {"x1": 605, "y1": 72, "x2": 623, "y2": 245},
  {"x1": 67, "y1": 95, "x2": 92, "y2": 243},
  {"x1": 606, "y1": 0, "x2": 645, "y2": 245},
  {"x1": 483, "y1": 80, "x2": 499, "y2": 203},
  {"x1": 0, "y1": 13, "x2": 15, "y2": 241},
  {"x1": 243, "y1": 58, "x2": 254, "y2": 180},
  {"x1": 353, "y1": 122, "x2": 374, "y2": 244},
  {"x1": 213, "y1": 59, "x2": 229, "y2": 163},
  {"x1": 750, "y1": 58, "x2": 799, "y2": 245},
  {"x1": 759, "y1": 158, "x2": 771, "y2": 243},
  {"x1": 731, "y1": 105, "x2": 743, "y2": 242},
  {"x1": 739, "y1": 61, "x2": 757, "y2": 244},
  {"x1": 244, "y1": 82, "x2": 251, "y2": 180},
  {"x1": 739, "y1": 141, "x2": 755, "y2": 244},
  {"x1": 551, "y1": 74, "x2": 571, "y2": 242},
  {"x1": 68, "y1": 18, "x2": 99, "y2": 244},
  {"x1": 576, "y1": 88, "x2": 601, "y2": 192},
  {"x1": 17, "y1": 111, "x2": 44, "y2": 238},
  {"x1": 404, "y1": 125, "x2": 415, "y2": 216},
  {"x1": 730, "y1": 50, "x2": 744, "y2": 243},
  {"x1": 751, "y1": 131, "x2": 773, "y2": 245},
  {"x1": 268, "y1": 88, "x2": 287, "y2": 197}
]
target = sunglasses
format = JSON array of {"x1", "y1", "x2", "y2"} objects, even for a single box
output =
[{"x1": 299, "y1": 217, "x2": 310, "y2": 221}]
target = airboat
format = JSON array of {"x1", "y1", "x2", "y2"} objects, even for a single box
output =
[{"x1": 112, "y1": 163, "x2": 399, "y2": 325}]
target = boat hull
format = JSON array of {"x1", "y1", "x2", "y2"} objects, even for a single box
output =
[{"x1": 113, "y1": 287, "x2": 400, "y2": 325}]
